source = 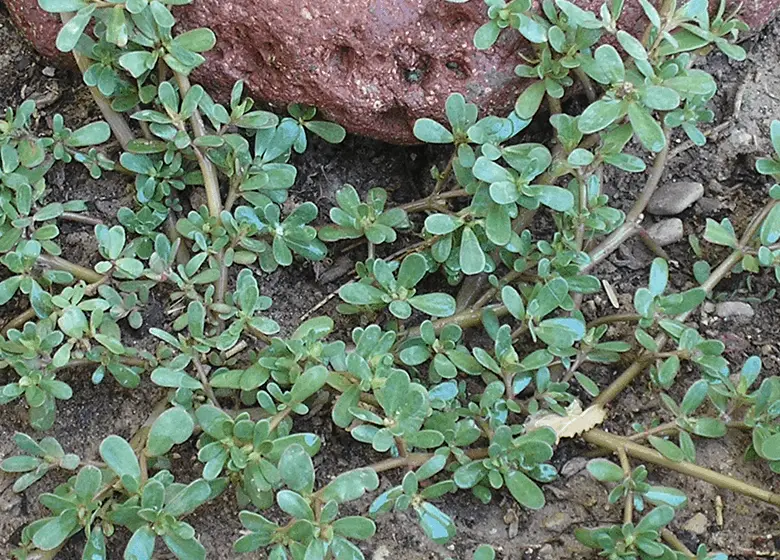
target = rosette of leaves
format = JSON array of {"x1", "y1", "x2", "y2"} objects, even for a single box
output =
[
  {"x1": 0, "y1": 433, "x2": 79, "y2": 492},
  {"x1": 468, "y1": 324, "x2": 556, "y2": 403},
  {"x1": 319, "y1": 185, "x2": 409, "y2": 245},
  {"x1": 94, "y1": 224, "x2": 146, "y2": 280},
  {"x1": 234, "y1": 444, "x2": 378, "y2": 559},
  {"x1": 575, "y1": 506, "x2": 696, "y2": 560},
  {"x1": 286, "y1": 103, "x2": 347, "y2": 152},
  {"x1": 338, "y1": 253, "x2": 456, "y2": 319},
  {"x1": 217, "y1": 121, "x2": 300, "y2": 208},
  {"x1": 18, "y1": 464, "x2": 107, "y2": 554},
  {"x1": 634, "y1": 259, "x2": 707, "y2": 331},
  {"x1": 746, "y1": 377, "x2": 780, "y2": 472},
  {"x1": 370, "y1": 453, "x2": 457, "y2": 544},
  {"x1": 453, "y1": 426, "x2": 557, "y2": 508},
  {"x1": 424, "y1": 215, "x2": 496, "y2": 278},
  {"x1": 209, "y1": 269, "x2": 280, "y2": 351},
  {"x1": 0, "y1": 100, "x2": 112, "y2": 180},
  {"x1": 0, "y1": 240, "x2": 74, "y2": 313},
  {"x1": 232, "y1": 201, "x2": 326, "y2": 272},
  {"x1": 119, "y1": 149, "x2": 192, "y2": 207},
  {"x1": 413, "y1": 92, "x2": 527, "y2": 172},
  {"x1": 399, "y1": 320, "x2": 483, "y2": 382},
  {"x1": 195, "y1": 405, "x2": 321, "y2": 508},
  {"x1": 512, "y1": 1, "x2": 605, "y2": 119},
  {"x1": 0, "y1": 319, "x2": 73, "y2": 430},
  {"x1": 471, "y1": 143, "x2": 574, "y2": 243},
  {"x1": 471, "y1": 0, "x2": 549, "y2": 50},
  {"x1": 586, "y1": 459, "x2": 688, "y2": 512},
  {"x1": 117, "y1": 204, "x2": 169, "y2": 258},
  {"x1": 329, "y1": 326, "x2": 401, "y2": 428},
  {"x1": 657, "y1": 0, "x2": 749, "y2": 61},
  {"x1": 250, "y1": 316, "x2": 344, "y2": 387},
  {"x1": 648, "y1": 320, "x2": 728, "y2": 388},
  {"x1": 98, "y1": 435, "x2": 221, "y2": 560},
  {"x1": 700, "y1": 356, "x2": 780, "y2": 472},
  {"x1": 349, "y1": 370, "x2": 442, "y2": 452}
]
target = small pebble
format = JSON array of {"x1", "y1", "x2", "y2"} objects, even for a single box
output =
[
  {"x1": 682, "y1": 512, "x2": 709, "y2": 535},
  {"x1": 561, "y1": 457, "x2": 588, "y2": 477},
  {"x1": 727, "y1": 128, "x2": 758, "y2": 154},
  {"x1": 542, "y1": 512, "x2": 573, "y2": 532},
  {"x1": 715, "y1": 301, "x2": 755, "y2": 319},
  {"x1": 42, "y1": 66, "x2": 56, "y2": 77},
  {"x1": 538, "y1": 544, "x2": 555, "y2": 560},
  {"x1": 646, "y1": 218, "x2": 684, "y2": 246},
  {"x1": 647, "y1": 181, "x2": 704, "y2": 216}
]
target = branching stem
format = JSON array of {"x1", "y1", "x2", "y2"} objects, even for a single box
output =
[
  {"x1": 582, "y1": 133, "x2": 671, "y2": 274},
  {"x1": 61, "y1": 13, "x2": 134, "y2": 150},
  {"x1": 583, "y1": 429, "x2": 780, "y2": 506},
  {"x1": 38, "y1": 254, "x2": 103, "y2": 284}
]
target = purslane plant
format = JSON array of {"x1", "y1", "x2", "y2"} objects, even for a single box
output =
[{"x1": 1, "y1": 0, "x2": 779, "y2": 559}]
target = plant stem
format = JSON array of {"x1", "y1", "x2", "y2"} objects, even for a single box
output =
[
  {"x1": 592, "y1": 193, "x2": 775, "y2": 409},
  {"x1": 60, "y1": 211, "x2": 103, "y2": 226},
  {"x1": 471, "y1": 269, "x2": 524, "y2": 310},
  {"x1": 586, "y1": 313, "x2": 642, "y2": 329},
  {"x1": 172, "y1": 73, "x2": 228, "y2": 304},
  {"x1": 583, "y1": 429, "x2": 780, "y2": 506},
  {"x1": 399, "y1": 189, "x2": 468, "y2": 213},
  {"x1": 192, "y1": 357, "x2": 219, "y2": 407},
  {"x1": 617, "y1": 446, "x2": 633, "y2": 524},
  {"x1": 173, "y1": 72, "x2": 223, "y2": 220},
  {"x1": 575, "y1": 171, "x2": 589, "y2": 252},
  {"x1": 574, "y1": 67, "x2": 598, "y2": 102},
  {"x1": 627, "y1": 421, "x2": 678, "y2": 441},
  {"x1": 38, "y1": 254, "x2": 103, "y2": 283},
  {"x1": 60, "y1": 14, "x2": 134, "y2": 151},
  {"x1": 369, "y1": 447, "x2": 489, "y2": 474},
  {"x1": 268, "y1": 407, "x2": 292, "y2": 433},
  {"x1": 661, "y1": 529, "x2": 694, "y2": 558},
  {"x1": 431, "y1": 151, "x2": 456, "y2": 196},
  {"x1": 427, "y1": 304, "x2": 510, "y2": 335},
  {"x1": 582, "y1": 133, "x2": 670, "y2": 274},
  {"x1": 2, "y1": 307, "x2": 36, "y2": 335}
]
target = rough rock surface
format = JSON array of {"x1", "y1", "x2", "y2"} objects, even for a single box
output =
[
  {"x1": 647, "y1": 181, "x2": 705, "y2": 215},
  {"x1": 6, "y1": 0, "x2": 780, "y2": 142}
]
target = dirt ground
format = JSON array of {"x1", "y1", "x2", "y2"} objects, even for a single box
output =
[{"x1": 0, "y1": 3, "x2": 779, "y2": 559}]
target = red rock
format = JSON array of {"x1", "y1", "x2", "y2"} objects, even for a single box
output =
[{"x1": 6, "y1": 0, "x2": 779, "y2": 143}]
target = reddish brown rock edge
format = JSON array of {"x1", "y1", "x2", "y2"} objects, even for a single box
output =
[{"x1": 5, "y1": 0, "x2": 779, "y2": 143}]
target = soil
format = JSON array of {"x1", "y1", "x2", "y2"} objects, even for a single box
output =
[{"x1": 0, "y1": 3, "x2": 779, "y2": 559}]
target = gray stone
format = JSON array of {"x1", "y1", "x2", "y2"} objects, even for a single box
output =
[
  {"x1": 715, "y1": 301, "x2": 755, "y2": 319},
  {"x1": 561, "y1": 457, "x2": 588, "y2": 477},
  {"x1": 647, "y1": 182, "x2": 704, "y2": 216},
  {"x1": 645, "y1": 218, "x2": 684, "y2": 246},
  {"x1": 682, "y1": 512, "x2": 709, "y2": 535},
  {"x1": 538, "y1": 544, "x2": 555, "y2": 560},
  {"x1": 542, "y1": 511, "x2": 574, "y2": 532}
]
